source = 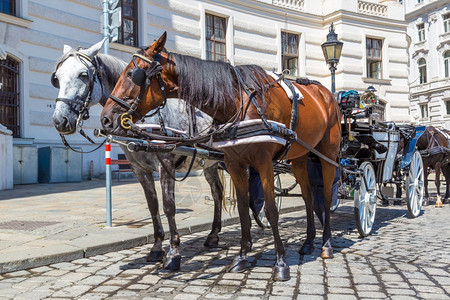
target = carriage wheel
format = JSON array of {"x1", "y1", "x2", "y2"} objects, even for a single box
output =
[
  {"x1": 354, "y1": 161, "x2": 377, "y2": 237},
  {"x1": 254, "y1": 174, "x2": 283, "y2": 229},
  {"x1": 406, "y1": 151, "x2": 424, "y2": 218}
]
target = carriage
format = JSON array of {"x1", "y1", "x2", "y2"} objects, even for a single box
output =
[{"x1": 334, "y1": 90, "x2": 425, "y2": 237}]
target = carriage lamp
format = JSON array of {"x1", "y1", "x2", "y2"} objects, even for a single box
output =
[{"x1": 321, "y1": 23, "x2": 343, "y2": 94}]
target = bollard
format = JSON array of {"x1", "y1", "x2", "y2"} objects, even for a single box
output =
[{"x1": 105, "y1": 142, "x2": 112, "y2": 227}]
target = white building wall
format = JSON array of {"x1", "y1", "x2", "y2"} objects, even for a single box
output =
[
  {"x1": 406, "y1": 0, "x2": 450, "y2": 128},
  {"x1": 0, "y1": 0, "x2": 410, "y2": 182}
]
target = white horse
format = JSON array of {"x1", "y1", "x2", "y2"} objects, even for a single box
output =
[{"x1": 51, "y1": 39, "x2": 223, "y2": 269}]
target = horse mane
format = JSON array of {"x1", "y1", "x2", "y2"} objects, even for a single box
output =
[
  {"x1": 170, "y1": 52, "x2": 271, "y2": 113},
  {"x1": 95, "y1": 53, "x2": 127, "y2": 88}
]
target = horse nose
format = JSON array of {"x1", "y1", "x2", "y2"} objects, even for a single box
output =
[
  {"x1": 53, "y1": 116, "x2": 69, "y2": 132},
  {"x1": 102, "y1": 115, "x2": 113, "y2": 130}
]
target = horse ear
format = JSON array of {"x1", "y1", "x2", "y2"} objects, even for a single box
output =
[
  {"x1": 147, "y1": 32, "x2": 167, "y2": 56},
  {"x1": 79, "y1": 38, "x2": 107, "y2": 58},
  {"x1": 63, "y1": 45, "x2": 73, "y2": 54}
]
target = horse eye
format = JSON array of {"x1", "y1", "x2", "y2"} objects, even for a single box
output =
[{"x1": 79, "y1": 72, "x2": 89, "y2": 79}]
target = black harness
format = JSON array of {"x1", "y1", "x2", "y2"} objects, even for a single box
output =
[{"x1": 110, "y1": 51, "x2": 339, "y2": 169}]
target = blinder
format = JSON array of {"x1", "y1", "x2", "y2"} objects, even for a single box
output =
[
  {"x1": 130, "y1": 54, "x2": 163, "y2": 87},
  {"x1": 131, "y1": 65, "x2": 147, "y2": 87},
  {"x1": 51, "y1": 72, "x2": 59, "y2": 88}
]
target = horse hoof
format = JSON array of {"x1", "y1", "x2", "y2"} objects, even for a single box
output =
[
  {"x1": 163, "y1": 254, "x2": 181, "y2": 270},
  {"x1": 423, "y1": 199, "x2": 429, "y2": 206},
  {"x1": 204, "y1": 234, "x2": 219, "y2": 247},
  {"x1": 299, "y1": 243, "x2": 314, "y2": 255},
  {"x1": 147, "y1": 250, "x2": 165, "y2": 262},
  {"x1": 228, "y1": 256, "x2": 248, "y2": 273},
  {"x1": 273, "y1": 265, "x2": 290, "y2": 281},
  {"x1": 321, "y1": 246, "x2": 334, "y2": 259}
]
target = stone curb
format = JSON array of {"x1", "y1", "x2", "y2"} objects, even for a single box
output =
[{"x1": 0, "y1": 204, "x2": 303, "y2": 274}]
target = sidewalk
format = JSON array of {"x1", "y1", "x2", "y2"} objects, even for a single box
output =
[{"x1": 0, "y1": 173, "x2": 302, "y2": 274}]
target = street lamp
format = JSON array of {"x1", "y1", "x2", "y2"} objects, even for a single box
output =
[{"x1": 321, "y1": 23, "x2": 343, "y2": 94}]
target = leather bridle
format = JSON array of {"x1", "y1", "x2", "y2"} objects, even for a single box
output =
[{"x1": 108, "y1": 53, "x2": 167, "y2": 131}]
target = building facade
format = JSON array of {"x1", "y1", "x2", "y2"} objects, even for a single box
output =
[
  {"x1": 0, "y1": 0, "x2": 409, "y2": 183},
  {"x1": 406, "y1": 0, "x2": 450, "y2": 127}
]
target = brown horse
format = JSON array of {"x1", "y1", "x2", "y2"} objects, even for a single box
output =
[
  {"x1": 416, "y1": 126, "x2": 450, "y2": 207},
  {"x1": 100, "y1": 32, "x2": 341, "y2": 281}
]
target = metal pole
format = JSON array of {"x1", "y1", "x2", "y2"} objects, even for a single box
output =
[
  {"x1": 102, "y1": 0, "x2": 109, "y2": 55},
  {"x1": 105, "y1": 142, "x2": 112, "y2": 227},
  {"x1": 103, "y1": 0, "x2": 112, "y2": 226},
  {"x1": 330, "y1": 64, "x2": 336, "y2": 94}
]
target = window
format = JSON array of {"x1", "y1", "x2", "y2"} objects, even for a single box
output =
[
  {"x1": 0, "y1": 56, "x2": 20, "y2": 137},
  {"x1": 445, "y1": 51, "x2": 450, "y2": 78},
  {"x1": 418, "y1": 58, "x2": 427, "y2": 84},
  {"x1": 417, "y1": 23, "x2": 425, "y2": 42},
  {"x1": 445, "y1": 101, "x2": 450, "y2": 115},
  {"x1": 0, "y1": 0, "x2": 15, "y2": 16},
  {"x1": 117, "y1": 0, "x2": 138, "y2": 47},
  {"x1": 444, "y1": 14, "x2": 450, "y2": 33},
  {"x1": 420, "y1": 103, "x2": 428, "y2": 118},
  {"x1": 205, "y1": 14, "x2": 226, "y2": 61},
  {"x1": 281, "y1": 32, "x2": 299, "y2": 77},
  {"x1": 366, "y1": 38, "x2": 382, "y2": 79}
]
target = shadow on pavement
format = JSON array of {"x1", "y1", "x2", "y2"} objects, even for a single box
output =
[{"x1": 0, "y1": 179, "x2": 140, "y2": 201}]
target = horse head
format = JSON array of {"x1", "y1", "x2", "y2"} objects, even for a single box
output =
[
  {"x1": 101, "y1": 32, "x2": 178, "y2": 136},
  {"x1": 51, "y1": 39, "x2": 106, "y2": 134}
]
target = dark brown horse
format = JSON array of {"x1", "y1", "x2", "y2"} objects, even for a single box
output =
[
  {"x1": 100, "y1": 32, "x2": 341, "y2": 281},
  {"x1": 416, "y1": 126, "x2": 450, "y2": 207}
]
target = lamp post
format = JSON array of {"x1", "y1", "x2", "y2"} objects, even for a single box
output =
[{"x1": 321, "y1": 23, "x2": 343, "y2": 94}]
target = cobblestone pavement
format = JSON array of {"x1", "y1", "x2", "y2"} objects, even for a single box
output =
[{"x1": 0, "y1": 203, "x2": 449, "y2": 300}]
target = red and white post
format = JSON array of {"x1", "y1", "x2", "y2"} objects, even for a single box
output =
[{"x1": 105, "y1": 142, "x2": 112, "y2": 227}]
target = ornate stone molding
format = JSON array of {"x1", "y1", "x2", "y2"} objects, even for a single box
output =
[
  {"x1": 358, "y1": 1, "x2": 388, "y2": 17},
  {"x1": 272, "y1": 0, "x2": 305, "y2": 12}
]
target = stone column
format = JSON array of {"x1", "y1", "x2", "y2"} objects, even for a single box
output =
[{"x1": 0, "y1": 124, "x2": 13, "y2": 190}]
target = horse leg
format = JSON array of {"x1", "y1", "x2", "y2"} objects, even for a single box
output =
[
  {"x1": 159, "y1": 155, "x2": 181, "y2": 270},
  {"x1": 253, "y1": 161, "x2": 290, "y2": 281},
  {"x1": 318, "y1": 160, "x2": 336, "y2": 259},
  {"x1": 225, "y1": 160, "x2": 252, "y2": 273},
  {"x1": 443, "y1": 164, "x2": 450, "y2": 203},
  {"x1": 291, "y1": 156, "x2": 316, "y2": 255},
  {"x1": 203, "y1": 163, "x2": 223, "y2": 247},
  {"x1": 133, "y1": 169, "x2": 165, "y2": 262},
  {"x1": 435, "y1": 162, "x2": 443, "y2": 208},
  {"x1": 424, "y1": 168, "x2": 430, "y2": 206}
]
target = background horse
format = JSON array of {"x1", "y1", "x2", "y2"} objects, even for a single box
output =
[
  {"x1": 100, "y1": 32, "x2": 341, "y2": 281},
  {"x1": 416, "y1": 126, "x2": 450, "y2": 207},
  {"x1": 51, "y1": 39, "x2": 224, "y2": 267}
]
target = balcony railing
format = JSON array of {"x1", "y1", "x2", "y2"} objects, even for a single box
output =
[
  {"x1": 272, "y1": 0, "x2": 305, "y2": 11},
  {"x1": 358, "y1": 0, "x2": 388, "y2": 17}
]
